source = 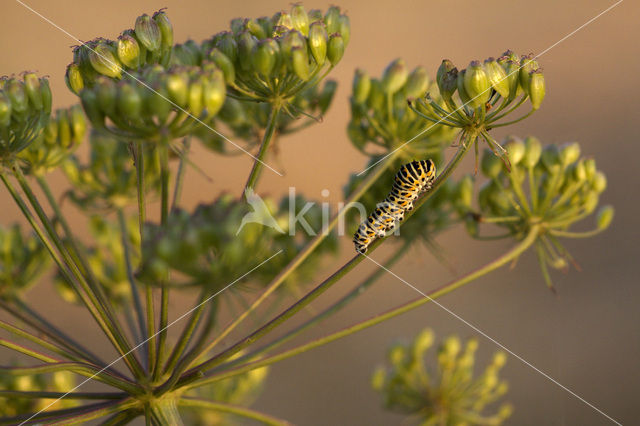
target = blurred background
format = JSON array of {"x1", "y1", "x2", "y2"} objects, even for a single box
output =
[{"x1": 1, "y1": 0, "x2": 638, "y2": 424}]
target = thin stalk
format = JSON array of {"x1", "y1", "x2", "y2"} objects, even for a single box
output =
[
  {"x1": 99, "y1": 409, "x2": 140, "y2": 426},
  {"x1": 171, "y1": 137, "x2": 191, "y2": 212},
  {"x1": 178, "y1": 398, "x2": 292, "y2": 426},
  {"x1": 8, "y1": 399, "x2": 137, "y2": 426},
  {"x1": 243, "y1": 103, "x2": 281, "y2": 197},
  {"x1": 118, "y1": 209, "x2": 147, "y2": 350},
  {"x1": 0, "y1": 390, "x2": 126, "y2": 400},
  {"x1": 191, "y1": 149, "x2": 401, "y2": 364},
  {"x1": 549, "y1": 228, "x2": 606, "y2": 239},
  {"x1": 187, "y1": 226, "x2": 539, "y2": 388}
]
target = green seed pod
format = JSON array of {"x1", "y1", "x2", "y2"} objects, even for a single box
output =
[
  {"x1": 483, "y1": 57, "x2": 509, "y2": 98},
  {"x1": 135, "y1": 14, "x2": 162, "y2": 52},
  {"x1": 230, "y1": 18, "x2": 245, "y2": 35},
  {"x1": 96, "y1": 78, "x2": 117, "y2": 116},
  {"x1": 153, "y1": 10, "x2": 174, "y2": 52},
  {"x1": 308, "y1": 9, "x2": 323, "y2": 23},
  {"x1": 291, "y1": 46, "x2": 310, "y2": 81},
  {"x1": 237, "y1": 31, "x2": 258, "y2": 72},
  {"x1": 42, "y1": 115, "x2": 58, "y2": 144},
  {"x1": 206, "y1": 49, "x2": 234, "y2": 84},
  {"x1": 216, "y1": 32, "x2": 238, "y2": 64},
  {"x1": 540, "y1": 144, "x2": 561, "y2": 172},
  {"x1": 481, "y1": 148, "x2": 502, "y2": 178},
  {"x1": 145, "y1": 84, "x2": 171, "y2": 123},
  {"x1": 404, "y1": 66, "x2": 429, "y2": 99},
  {"x1": 202, "y1": 69, "x2": 226, "y2": 117},
  {"x1": 591, "y1": 171, "x2": 607, "y2": 193},
  {"x1": 338, "y1": 15, "x2": 351, "y2": 46},
  {"x1": 40, "y1": 78, "x2": 52, "y2": 115},
  {"x1": 327, "y1": 34, "x2": 345, "y2": 66},
  {"x1": 522, "y1": 136, "x2": 542, "y2": 168},
  {"x1": 65, "y1": 63, "x2": 84, "y2": 95},
  {"x1": 352, "y1": 69, "x2": 371, "y2": 104},
  {"x1": 504, "y1": 136, "x2": 525, "y2": 165},
  {"x1": 219, "y1": 97, "x2": 246, "y2": 125},
  {"x1": 291, "y1": 4, "x2": 310, "y2": 36},
  {"x1": 381, "y1": 59, "x2": 408, "y2": 95},
  {"x1": 275, "y1": 11, "x2": 294, "y2": 31},
  {"x1": 436, "y1": 59, "x2": 458, "y2": 100},
  {"x1": 253, "y1": 39, "x2": 279, "y2": 77},
  {"x1": 528, "y1": 70, "x2": 545, "y2": 110},
  {"x1": 456, "y1": 69, "x2": 472, "y2": 106},
  {"x1": 246, "y1": 18, "x2": 267, "y2": 39},
  {"x1": 188, "y1": 79, "x2": 204, "y2": 117},
  {"x1": 366, "y1": 79, "x2": 384, "y2": 111},
  {"x1": 80, "y1": 89, "x2": 105, "y2": 127},
  {"x1": 519, "y1": 55, "x2": 539, "y2": 94},
  {"x1": 117, "y1": 34, "x2": 141, "y2": 69},
  {"x1": 570, "y1": 159, "x2": 587, "y2": 182},
  {"x1": 497, "y1": 57, "x2": 521, "y2": 99},
  {"x1": 57, "y1": 109, "x2": 72, "y2": 148},
  {"x1": 166, "y1": 71, "x2": 189, "y2": 107},
  {"x1": 7, "y1": 79, "x2": 28, "y2": 115},
  {"x1": 463, "y1": 60, "x2": 490, "y2": 108},
  {"x1": 308, "y1": 22, "x2": 328, "y2": 65},
  {"x1": 324, "y1": 6, "x2": 341, "y2": 34},
  {"x1": 583, "y1": 192, "x2": 599, "y2": 214},
  {"x1": 596, "y1": 205, "x2": 614, "y2": 230},
  {"x1": 88, "y1": 42, "x2": 122, "y2": 79},
  {"x1": 23, "y1": 72, "x2": 43, "y2": 110},
  {"x1": 116, "y1": 83, "x2": 142, "y2": 119},
  {"x1": 583, "y1": 158, "x2": 596, "y2": 180},
  {"x1": 0, "y1": 92, "x2": 12, "y2": 127},
  {"x1": 559, "y1": 142, "x2": 580, "y2": 167},
  {"x1": 69, "y1": 104, "x2": 86, "y2": 142}
]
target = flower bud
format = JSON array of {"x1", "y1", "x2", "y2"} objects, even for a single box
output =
[
  {"x1": 591, "y1": 171, "x2": 607, "y2": 193},
  {"x1": 521, "y1": 136, "x2": 541, "y2": 168},
  {"x1": 481, "y1": 148, "x2": 502, "y2": 178},
  {"x1": 153, "y1": 10, "x2": 174, "y2": 52},
  {"x1": 0, "y1": 92, "x2": 12, "y2": 127},
  {"x1": 381, "y1": 58, "x2": 408, "y2": 95},
  {"x1": 117, "y1": 83, "x2": 142, "y2": 119},
  {"x1": 166, "y1": 71, "x2": 189, "y2": 107},
  {"x1": 352, "y1": 69, "x2": 371, "y2": 104},
  {"x1": 135, "y1": 14, "x2": 162, "y2": 52},
  {"x1": 290, "y1": 4, "x2": 309, "y2": 36},
  {"x1": 504, "y1": 136, "x2": 525, "y2": 165},
  {"x1": 23, "y1": 72, "x2": 43, "y2": 110},
  {"x1": 436, "y1": 59, "x2": 458, "y2": 99},
  {"x1": 253, "y1": 39, "x2": 279, "y2": 77},
  {"x1": 483, "y1": 57, "x2": 509, "y2": 98},
  {"x1": 65, "y1": 63, "x2": 84, "y2": 95},
  {"x1": 308, "y1": 22, "x2": 327, "y2": 65},
  {"x1": 215, "y1": 32, "x2": 238, "y2": 64},
  {"x1": 202, "y1": 69, "x2": 226, "y2": 117},
  {"x1": 291, "y1": 46, "x2": 310, "y2": 81},
  {"x1": 117, "y1": 34, "x2": 141, "y2": 69},
  {"x1": 208, "y1": 49, "x2": 235, "y2": 84},
  {"x1": 528, "y1": 70, "x2": 545, "y2": 110},
  {"x1": 404, "y1": 66, "x2": 429, "y2": 99},
  {"x1": 463, "y1": 60, "x2": 491, "y2": 108},
  {"x1": 327, "y1": 34, "x2": 345, "y2": 65},
  {"x1": 324, "y1": 6, "x2": 341, "y2": 34},
  {"x1": 559, "y1": 142, "x2": 580, "y2": 167},
  {"x1": 88, "y1": 42, "x2": 122, "y2": 78},
  {"x1": 596, "y1": 205, "x2": 614, "y2": 230}
]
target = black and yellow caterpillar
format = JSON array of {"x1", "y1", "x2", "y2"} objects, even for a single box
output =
[{"x1": 353, "y1": 159, "x2": 436, "y2": 254}]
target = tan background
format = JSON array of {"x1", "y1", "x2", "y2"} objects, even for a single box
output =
[{"x1": 1, "y1": 0, "x2": 639, "y2": 424}]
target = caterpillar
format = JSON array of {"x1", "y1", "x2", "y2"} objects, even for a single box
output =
[{"x1": 353, "y1": 159, "x2": 436, "y2": 254}]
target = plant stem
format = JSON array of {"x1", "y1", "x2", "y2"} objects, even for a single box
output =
[
  {"x1": 242, "y1": 103, "x2": 281, "y2": 197},
  {"x1": 191, "y1": 150, "x2": 400, "y2": 364},
  {"x1": 171, "y1": 137, "x2": 191, "y2": 212},
  {"x1": 0, "y1": 390, "x2": 126, "y2": 400},
  {"x1": 188, "y1": 226, "x2": 539, "y2": 388},
  {"x1": 179, "y1": 398, "x2": 292, "y2": 425},
  {"x1": 5, "y1": 399, "x2": 137, "y2": 426},
  {"x1": 149, "y1": 398, "x2": 183, "y2": 426}
]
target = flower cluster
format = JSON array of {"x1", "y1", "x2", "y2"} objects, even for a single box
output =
[
  {"x1": 65, "y1": 10, "x2": 174, "y2": 94},
  {"x1": 200, "y1": 4, "x2": 349, "y2": 103},
  {"x1": 454, "y1": 136, "x2": 613, "y2": 289},
  {"x1": 348, "y1": 59, "x2": 456, "y2": 159},
  {"x1": 0, "y1": 73, "x2": 52, "y2": 161},
  {"x1": 18, "y1": 105, "x2": 87, "y2": 176},
  {"x1": 372, "y1": 329, "x2": 512, "y2": 425},
  {"x1": 0, "y1": 224, "x2": 50, "y2": 300}
]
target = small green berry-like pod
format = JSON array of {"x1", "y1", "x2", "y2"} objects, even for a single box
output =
[
  {"x1": 78, "y1": 63, "x2": 226, "y2": 141},
  {"x1": 347, "y1": 59, "x2": 456, "y2": 160},
  {"x1": 453, "y1": 136, "x2": 614, "y2": 290},
  {"x1": 0, "y1": 223, "x2": 51, "y2": 301},
  {"x1": 18, "y1": 105, "x2": 87, "y2": 176},
  {"x1": 372, "y1": 329, "x2": 512, "y2": 425},
  {"x1": 0, "y1": 73, "x2": 52, "y2": 160}
]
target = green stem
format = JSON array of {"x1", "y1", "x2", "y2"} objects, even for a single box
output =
[
  {"x1": 190, "y1": 150, "x2": 401, "y2": 365},
  {"x1": 243, "y1": 103, "x2": 281, "y2": 197},
  {"x1": 548, "y1": 228, "x2": 605, "y2": 238},
  {"x1": 187, "y1": 226, "x2": 539, "y2": 388},
  {"x1": 178, "y1": 398, "x2": 292, "y2": 426},
  {"x1": 171, "y1": 137, "x2": 191, "y2": 212},
  {"x1": 7, "y1": 399, "x2": 137, "y2": 426},
  {"x1": 0, "y1": 390, "x2": 126, "y2": 400},
  {"x1": 148, "y1": 398, "x2": 183, "y2": 426}
]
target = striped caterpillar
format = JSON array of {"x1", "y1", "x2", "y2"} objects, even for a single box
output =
[{"x1": 353, "y1": 159, "x2": 436, "y2": 254}]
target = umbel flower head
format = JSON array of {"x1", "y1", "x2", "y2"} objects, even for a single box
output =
[
  {"x1": 65, "y1": 10, "x2": 174, "y2": 94},
  {"x1": 372, "y1": 329, "x2": 512, "y2": 425},
  {"x1": 410, "y1": 51, "x2": 546, "y2": 169},
  {"x1": 18, "y1": 104, "x2": 87, "y2": 176},
  {"x1": 348, "y1": 59, "x2": 456, "y2": 159},
  {"x1": 199, "y1": 4, "x2": 349, "y2": 106},
  {"x1": 454, "y1": 136, "x2": 613, "y2": 290},
  {"x1": 0, "y1": 224, "x2": 50, "y2": 301},
  {"x1": 0, "y1": 73, "x2": 52, "y2": 162}
]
